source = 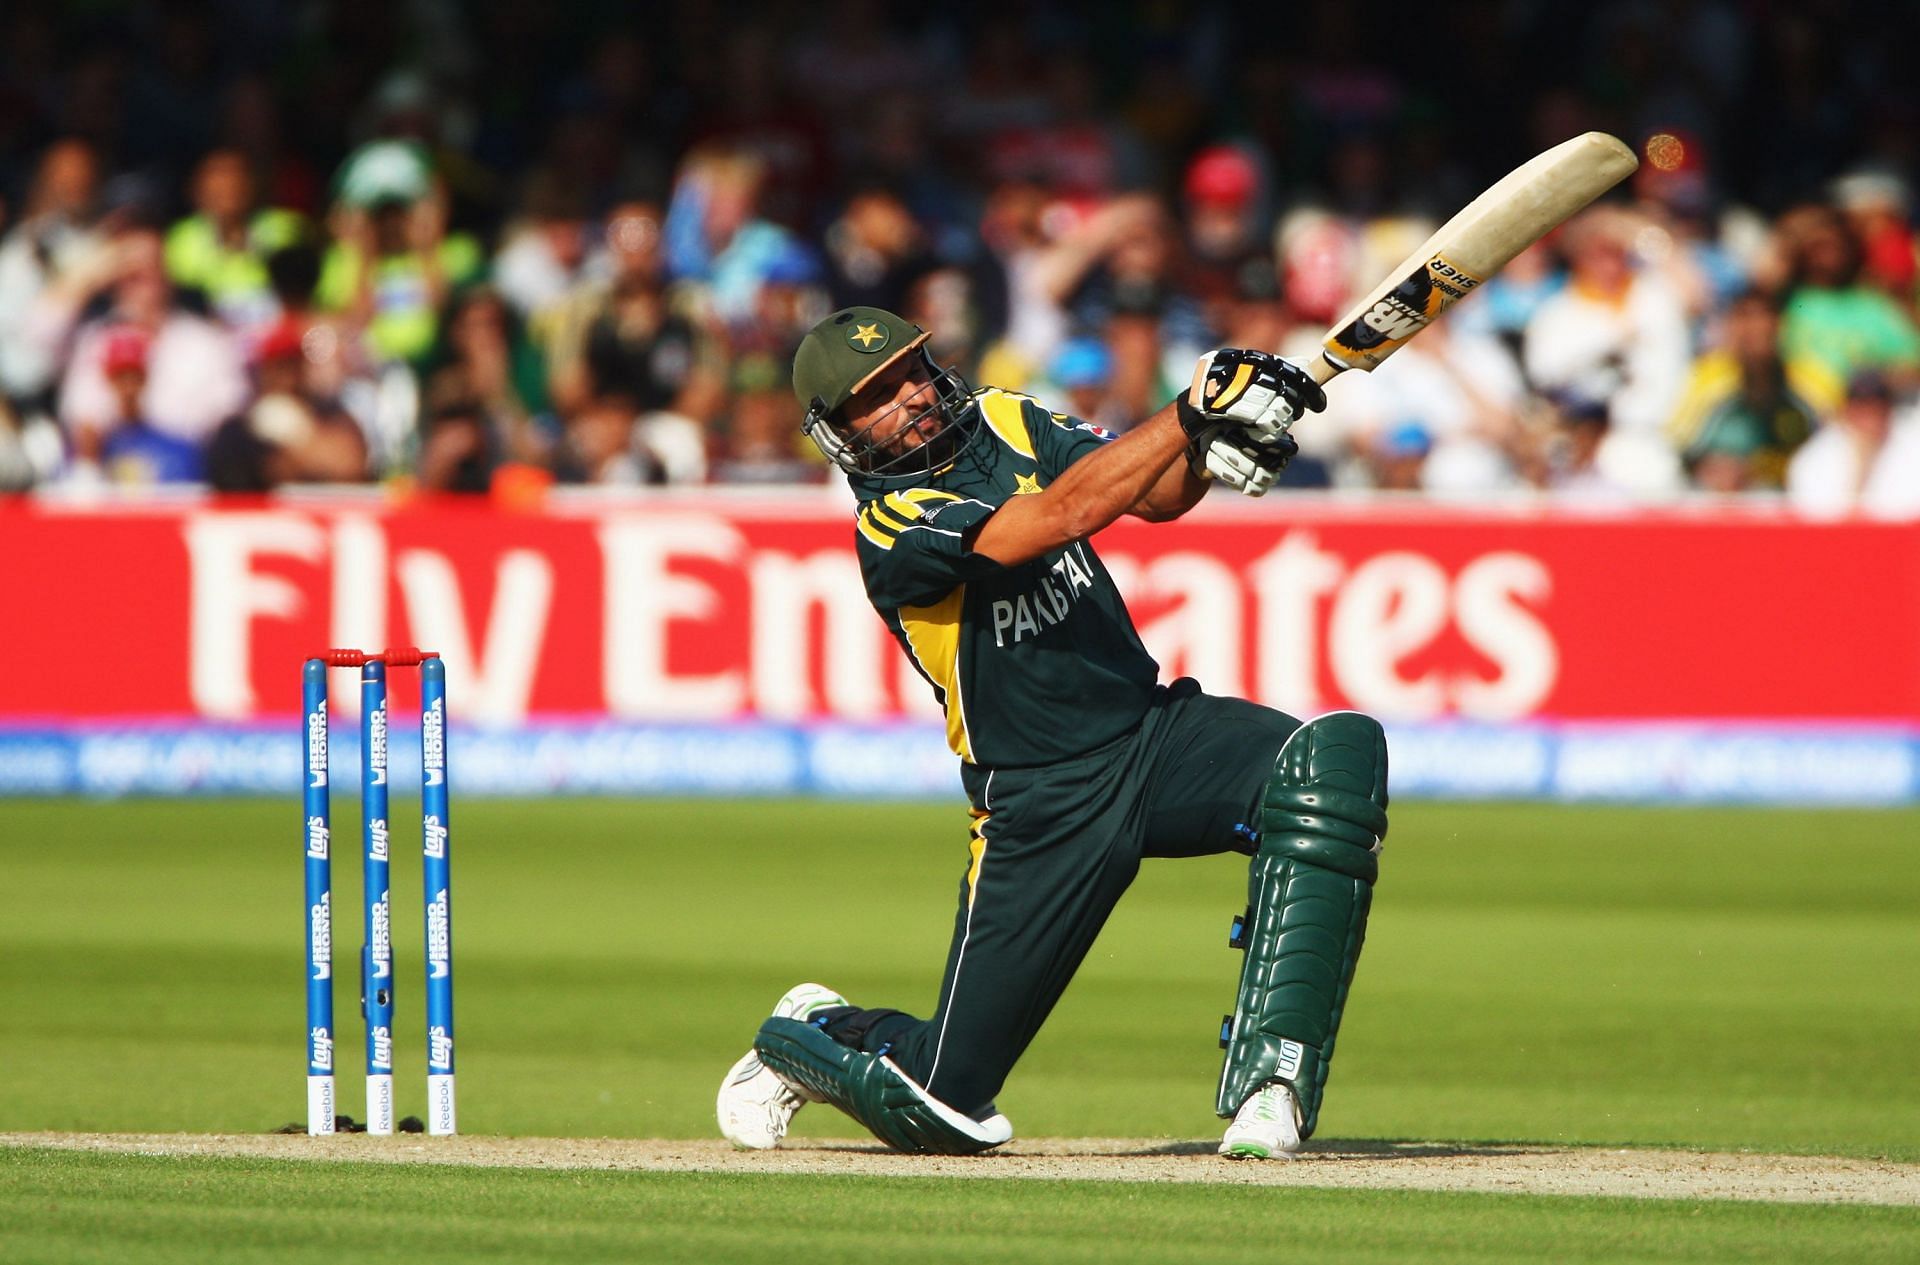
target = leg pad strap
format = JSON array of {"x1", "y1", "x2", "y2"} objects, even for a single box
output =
[{"x1": 755, "y1": 1018, "x2": 1012, "y2": 1155}]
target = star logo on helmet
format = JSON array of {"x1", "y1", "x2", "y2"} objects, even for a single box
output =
[{"x1": 848, "y1": 322, "x2": 890, "y2": 352}]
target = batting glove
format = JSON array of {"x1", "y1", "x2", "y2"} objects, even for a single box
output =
[
  {"x1": 1190, "y1": 426, "x2": 1299, "y2": 498},
  {"x1": 1176, "y1": 349, "x2": 1328, "y2": 447}
]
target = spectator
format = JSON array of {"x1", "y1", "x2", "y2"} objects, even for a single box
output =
[
  {"x1": 734, "y1": 239, "x2": 830, "y2": 364},
  {"x1": 492, "y1": 172, "x2": 593, "y2": 321},
  {"x1": 1770, "y1": 203, "x2": 1920, "y2": 387},
  {"x1": 554, "y1": 395, "x2": 645, "y2": 485},
  {"x1": 164, "y1": 149, "x2": 308, "y2": 338},
  {"x1": 846, "y1": 89, "x2": 968, "y2": 238},
  {"x1": 1786, "y1": 370, "x2": 1920, "y2": 519},
  {"x1": 0, "y1": 395, "x2": 43, "y2": 492},
  {"x1": 94, "y1": 329, "x2": 203, "y2": 484},
  {"x1": 1367, "y1": 422, "x2": 1432, "y2": 492},
  {"x1": 201, "y1": 314, "x2": 370, "y2": 491},
  {"x1": 664, "y1": 148, "x2": 800, "y2": 327},
  {"x1": 47, "y1": 224, "x2": 248, "y2": 470},
  {"x1": 1041, "y1": 336, "x2": 1124, "y2": 430},
  {"x1": 1669, "y1": 288, "x2": 1834, "y2": 490},
  {"x1": 900, "y1": 263, "x2": 992, "y2": 380},
  {"x1": 204, "y1": 391, "x2": 368, "y2": 492},
  {"x1": 0, "y1": 139, "x2": 103, "y2": 402},
  {"x1": 122, "y1": 3, "x2": 220, "y2": 176},
  {"x1": 1831, "y1": 169, "x2": 1917, "y2": 309},
  {"x1": 1023, "y1": 195, "x2": 1207, "y2": 417},
  {"x1": 413, "y1": 397, "x2": 494, "y2": 494},
  {"x1": 421, "y1": 286, "x2": 554, "y2": 473},
  {"x1": 1523, "y1": 207, "x2": 1689, "y2": 494},
  {"x1": 1334, "y1": 318, "x2": 1529, "y2": 495},
  {"x1": 263, "y1": 240, "x2": 377, "y2": 420},
  {"x1": 548, "y1": 200, "x2": 725, "y2": 441},
  {"x1": 1208, "y1": 246, "x2": 1290, "y2": 356},
  {"x1": 252, "y1": 319, "x2": 332, "y2": 414},
  {"x1": 1180, "y1": 144, "x2": 1276, "y2": 344},
  {"x1": 1453, "y1": 238, "x2": 1566, "y2": 354},
  {"x1": 1274, "y1": 204, "x2": 1362, "y2": 332},
  {"x1": 1540, "y1": 396, "x2": 1638, "y2": 502},
  {"x1": 316, "y1": 141, "x2": 484, "y2": 365},
  {"x1": 973, "y1": 180, "x2": 1070, "y2": 389},
  {"x1": 823, "y1": 184, "x2": 934, "y2": 315},
  {"x1": 1082, "y1": 197, "x2": 1211, "y2": 422},
  {"x1": 202, "y1": 317, "x2": 369, "y2": 493},
  {"x1": 710, "y1": 353, "x2": 826, "y2": 484}
]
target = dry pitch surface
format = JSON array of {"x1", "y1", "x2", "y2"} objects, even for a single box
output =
[{"x1": 5, "y1": 1133, "x2": 1915, "y2": 1207}]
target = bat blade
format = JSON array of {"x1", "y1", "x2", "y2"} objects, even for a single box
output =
[{"x1": 1309, "y1": 131, "x2": 1639, "y2": 384}]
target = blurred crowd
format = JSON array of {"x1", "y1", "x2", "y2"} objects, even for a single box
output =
[{"x1": 2, "y1": 0, "x2": 1919, "y2": 513}]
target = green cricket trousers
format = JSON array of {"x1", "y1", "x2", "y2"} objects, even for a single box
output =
[{"x1": 818, "y1": 678, "x2": 1300, "y2": 1116}]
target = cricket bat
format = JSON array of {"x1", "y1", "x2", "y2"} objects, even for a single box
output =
[{"x1": 1307, "y1": 131, "x2": 1639, "y2": 386}]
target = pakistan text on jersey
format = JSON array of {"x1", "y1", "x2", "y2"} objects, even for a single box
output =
[{"x1": 990, "y1": 542, "x2": 1099, "y2": 646}]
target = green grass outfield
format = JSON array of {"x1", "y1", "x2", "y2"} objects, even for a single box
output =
[
  {"x1": 4, "y1": 1147, "x2": 1917, "y2": 1265},
  {"x1": 1, "y1": 798, "x2": 1917, "y2": 1261}
]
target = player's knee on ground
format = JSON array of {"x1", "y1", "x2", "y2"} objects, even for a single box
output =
[{"x1": 1216, "y1": 711, "x2": 1387, "y2": 1137}]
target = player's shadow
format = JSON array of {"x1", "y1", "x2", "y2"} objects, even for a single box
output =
[{"x1": 1139, "y1": 1138, "x2": 1545, "y2": 1160}]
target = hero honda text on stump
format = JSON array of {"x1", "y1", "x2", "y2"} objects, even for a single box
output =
[{"x1": 302, "y1": 648, "x2": 457, "y2": 1137}]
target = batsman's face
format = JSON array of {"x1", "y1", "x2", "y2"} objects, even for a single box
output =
[{"x1": 841, "y1": 352, "x2": 943, "y2": 455}]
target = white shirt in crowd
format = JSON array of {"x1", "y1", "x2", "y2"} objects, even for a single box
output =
[
  {"x1": 58, "y1": 314, "x2": 249, "y2": 442},
  {"x1": 1524, "y1": 275, "x2": 1690, "y2": 433},
  {"x1": 1313, "y1": 333, "x2": 1530, "y2": 493},
  {"x1": 1786, "y1": 408, "x2": 1920, "y2": 520},
  {"x1": 1524, "y1": 275, "x2": 1691, "y2": 495}
]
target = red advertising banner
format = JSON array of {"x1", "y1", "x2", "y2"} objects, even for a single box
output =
[{"x1": 3, "y1": 495, "x2": 1916, "y2": 725}]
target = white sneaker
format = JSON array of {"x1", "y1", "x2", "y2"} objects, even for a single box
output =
[
  {"x1": 770, "y1": 983, "x2": 850, "y2": 1027},
  {"x1": 1218, "y1": 1080, "x2": 1302, "y2": 1160},
  {"x1": 715, "y1": 983, "x2": 849, "y2": 1150}
]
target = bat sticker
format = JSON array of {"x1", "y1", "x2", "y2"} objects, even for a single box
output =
[{"x1": 1326, "y1": 254, "x2": 1483, "y2": 369}]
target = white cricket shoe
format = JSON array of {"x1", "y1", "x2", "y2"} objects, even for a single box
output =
[
  {"x1": 715, "y1": 982, "x2": 849, "y2": 1150},
  {"x1": 1218, "y1": 1080, "x2": 1302, "y2": 1160}
]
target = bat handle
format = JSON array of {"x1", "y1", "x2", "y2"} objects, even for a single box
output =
[{"x1": 1305, "y1": 353, "x2": 1343, "y2": 386}]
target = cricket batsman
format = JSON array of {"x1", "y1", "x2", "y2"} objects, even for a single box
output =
[{"x1": 716, "y1": 306, "x2": 1388, "y2": 1159}]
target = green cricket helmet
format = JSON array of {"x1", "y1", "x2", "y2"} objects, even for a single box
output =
[{"x1": 793, "y1": 306, "x2": 977, "y2": 478}]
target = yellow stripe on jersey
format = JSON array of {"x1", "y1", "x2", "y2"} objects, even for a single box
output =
[
  {"x1": 855, "y1": 507, "x2": 896, "y2": 549},
  {"x1": 867, "y1": 500, "x2": 913, "y2": 532},
  {"x1": 977, "y1": 389, "x2": 1036, "y2": 460},
  {"x1": 886, "y1": 489, "x2": 962, "y2": 523},
  {"x1": 899, "y1": 585, "x2": 972, "y2": 761},
  {"x1": 855, "y1": 489, "x2": 963, "y2": 550},
  {"x1": 965, "y1": 812, "x2": 989, "y2": 908}
]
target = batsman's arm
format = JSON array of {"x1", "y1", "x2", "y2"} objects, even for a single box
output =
[
  {"x1": 969, "y1": 404, "x2": 1195, "y2": 566},
  {"x1": 1129, "y1": 445, "x2": 1212, "y2": 521}
]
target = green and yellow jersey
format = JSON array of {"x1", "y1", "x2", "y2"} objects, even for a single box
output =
[
  {"x1": 850, "y1": 388, "x2": 1159, "y2": 768},
  {"x1": 164, "y1": 209, "x2": 308, "y2": 328},
  {"x1": 316, "y1": 235, "x2": 485, "y2": 364}
]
